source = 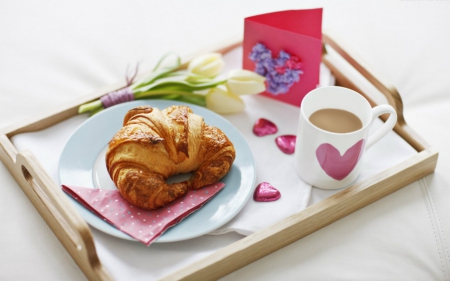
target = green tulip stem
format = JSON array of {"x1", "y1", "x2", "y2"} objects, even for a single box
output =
[
  {"x1": 78, "y1": 100, "x2": 104, "y2": 114},
  {"x1": 134, "y1": 89, "x2": 206, "y2": 100}
]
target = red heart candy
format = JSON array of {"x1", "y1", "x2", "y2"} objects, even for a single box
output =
[
  {"x1": 253, "y1": 118, "x2": 278, "y2": 137},
  {"x1": 275, "y1": 135, "x2": 296, "y2": 154},
  {"x1": 253, "y1": 182, "x2": 281, "y2": 202}
]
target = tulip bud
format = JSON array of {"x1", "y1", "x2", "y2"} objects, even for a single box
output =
[
  {"x1": 205, "y1": 85, "x2": 245, "y2": 114},
  {"x1": 188, "y1": 53, "x2": 224, "y2": 78},
  {"x1": 226, "y1": 69, "x2": 266, "y2": 96}
]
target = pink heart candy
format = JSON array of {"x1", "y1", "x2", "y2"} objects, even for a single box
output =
[
  {"x1": 275, "y1": 135, "x2": 296, "y2": 154},
  {"x1": 253, "y1": 182, "x2": 281, "y2": 202},
  {"x1": 253, "y1": 118, "x2": 278, "y2": 137}
]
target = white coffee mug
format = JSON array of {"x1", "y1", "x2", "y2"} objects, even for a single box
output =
[{"x1": 294, "y1": 86, "x2": 397, "y2": 189}]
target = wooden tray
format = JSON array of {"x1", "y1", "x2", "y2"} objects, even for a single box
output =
[{"x1": 0, "y1": 33, "x2": 438, "y2": 281}]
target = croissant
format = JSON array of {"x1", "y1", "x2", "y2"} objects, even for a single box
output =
[{"x1": 105, "y1": 105, "x2": 236, "y2": 210}]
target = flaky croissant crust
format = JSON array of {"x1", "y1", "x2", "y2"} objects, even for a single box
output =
[{"x1": 105, "y1": 105, "x2": 236, "y2": 210}]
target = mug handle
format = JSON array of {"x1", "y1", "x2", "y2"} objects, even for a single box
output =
[{"x1": 366, "y1": 104, "x2": 397, "y2": 149}]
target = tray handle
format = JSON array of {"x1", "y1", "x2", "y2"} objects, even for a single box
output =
[
  {"x1": 0, "y1": 134, "x2": 112, "y2": 280},
  {"x1": 322, "y1": 32, "x2": 430, "y2": 152}
]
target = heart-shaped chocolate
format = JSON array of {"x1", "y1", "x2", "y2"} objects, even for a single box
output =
[
  {"x1": 253, "y1": 118, "x2": 278, "y2": 136},
  {"x1": 275, "y1": 135, "x2": 296, "y2": 154},
  {"x1": 253, "y1": 182, "x2": 281, "y2": 202},
  {"x1": 316, "y1": 139, "x2": 365, "y2": 180}
]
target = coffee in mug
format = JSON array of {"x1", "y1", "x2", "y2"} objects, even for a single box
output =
[
  {"x1": 309, "y1": 108, "x2": 363, "y2": 133},
  {"x1": 294, "y1": 86, "x2": 397, "y2": 189}
]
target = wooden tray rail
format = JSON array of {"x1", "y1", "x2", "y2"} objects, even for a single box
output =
[{"x1": 0, "y1": 33, "x2": 438, "y2": 281}]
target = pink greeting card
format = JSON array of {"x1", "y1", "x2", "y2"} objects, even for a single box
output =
[{"x1": 243, "y1": 8, "x2": 323, "y2": 107}]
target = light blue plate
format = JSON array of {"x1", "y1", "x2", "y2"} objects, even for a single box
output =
[{"x1": 59, "y1": 100, "x2": 256, "y2": 243}]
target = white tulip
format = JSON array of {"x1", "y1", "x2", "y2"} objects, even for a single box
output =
[
  {"x1": 188, "y1": 53, "x2": 225, "y2": 78},
  {"x1": 206, "y1": 85, "x2": 245, "y2": 114},
  {"x1": 226, "y1": 69, "x2": 266, "y2": 96}
]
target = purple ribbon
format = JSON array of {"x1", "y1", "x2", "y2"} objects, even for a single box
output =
[{"x1": 100, "y1": 87, "x2": 135, "y2": 108}]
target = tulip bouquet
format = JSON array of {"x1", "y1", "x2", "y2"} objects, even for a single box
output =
[{"x1": 78, "y1": 52, "x2": 266, "y2": 115}]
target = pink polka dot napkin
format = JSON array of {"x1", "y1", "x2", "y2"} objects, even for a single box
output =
[{"x1": 61, "y1": 183, "x2": 225, "y2": 246}]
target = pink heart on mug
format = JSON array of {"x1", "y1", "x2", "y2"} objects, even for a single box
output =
[{"x1": 316, "y1": 139, "x2": 365, "y2": 181}]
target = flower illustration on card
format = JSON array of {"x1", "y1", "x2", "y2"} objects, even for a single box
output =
[{"x1": 249, "y1": 43, "x2": 303, "y2": 95}]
